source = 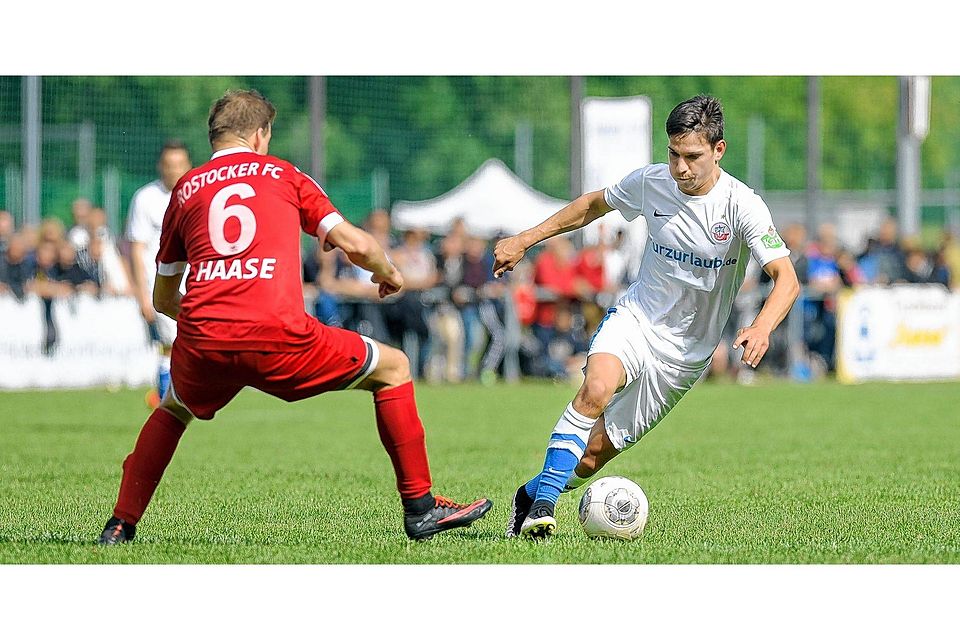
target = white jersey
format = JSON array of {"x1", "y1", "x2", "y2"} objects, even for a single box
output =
[
  {"x1": 125, "y1": 179, "x2": 172, "y2": 289},
  {"x1": 603, "y1": 164, "x2": 790, "y2": 368}
]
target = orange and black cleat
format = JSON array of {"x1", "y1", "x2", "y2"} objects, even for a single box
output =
[{"x1": 403, "y1": 495, "x2": 492, "y2": 541}]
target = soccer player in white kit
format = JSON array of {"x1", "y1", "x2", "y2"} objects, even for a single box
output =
[
  {"x1": 126, "y1": 141, "x2": 192, "y2": 405},
  {"x1": 493, "y1": 95, "x2": 801, "y2": 539}
]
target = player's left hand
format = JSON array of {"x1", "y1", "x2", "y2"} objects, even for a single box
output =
[
  {"x1": 732, "y1": 324, "x2": 771, "y2": 368},
  {"x1": 371, "y1": 266, "x2": 404, "y2": 299}
]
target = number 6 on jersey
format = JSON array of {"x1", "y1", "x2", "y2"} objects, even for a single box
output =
[{"x1": 209, "y1": 183, "x2": 257, "y2": 256}]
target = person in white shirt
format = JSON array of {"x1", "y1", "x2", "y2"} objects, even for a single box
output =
[
  {"x1": 494, "y1": 95, "x2": 800, "y2": 539},
  {"x1": 126, "y1": 140, "x2": 192, "y2": 406}
]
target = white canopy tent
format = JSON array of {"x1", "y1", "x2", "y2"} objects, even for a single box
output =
[{"x1": 390, "y1": 159, "x2": 569, "y2": 239}]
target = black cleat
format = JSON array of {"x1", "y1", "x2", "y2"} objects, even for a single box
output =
[
  {"x1": 98, "y1": 516, "x2": 136, "y2": 545},
  {"x1": 404, "y1": 495, "x2": 493, "y2": 541},
  {"x1": 520, "y1": 499, "x2": 556, "y2": 540},
  {"x1": 505, "y1": 485, "x2": 534, "y2": 538}
]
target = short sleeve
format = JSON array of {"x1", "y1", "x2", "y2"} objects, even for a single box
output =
[
  {"x1": 735, "y1": 194, "x2": 791, "y2": 268},
  {"x1": 603, "y1": 166, "x2": 648, "y2": 222},
  {"x1": 126, "y1": 187, "x2": 152, "y2": 243},
  {"x1": 156, "y1": 196, "x2": 186, "y2": 276},
  {"x1": 294, "y1": 166, "x2": 343, "y2": 247}
]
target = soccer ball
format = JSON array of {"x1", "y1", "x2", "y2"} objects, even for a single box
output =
[{"x1": 578, "y1": 476, "x2": 649, "y2": 540}]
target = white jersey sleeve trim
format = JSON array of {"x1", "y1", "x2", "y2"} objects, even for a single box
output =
[
  {"x1": 157, "y1": 261, "x2": 187, "y2": 276},
  {"x1": 316, "y1": 212, "x2": 345, "y2": 250}
]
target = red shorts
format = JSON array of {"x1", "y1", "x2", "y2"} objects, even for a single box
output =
[{"x1": 169, "y1": 320, "x2": 378, "y2": 420}]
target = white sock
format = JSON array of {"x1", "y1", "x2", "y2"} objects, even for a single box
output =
[{"x1": 546, "y1": 402, "x2": 596, "y2": 459}]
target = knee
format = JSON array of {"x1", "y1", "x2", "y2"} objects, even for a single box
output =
[
  {"x1": 576, "y1": 378, "x2": 615, "y2": 415},
  {"x1": 377, "y1": 345, "x2": 413, "y2": 388}
]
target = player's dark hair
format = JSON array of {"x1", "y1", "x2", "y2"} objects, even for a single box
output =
[
  {"x1": 159, "y1": 139, "x2": 189, "y2": 160},
  {"x1": 207, "y1": 90, "x2": 277, "y2": 147},
  {"x1": 665, "y1": 95, "x2": 724, "y2": 145}
]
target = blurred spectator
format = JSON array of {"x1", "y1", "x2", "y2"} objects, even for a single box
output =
[
  {"x1": 859, "y1": 217, "x2": 906, "y2": 284},
  {"x1": 531, "y1": 236, "x2": 579, "y2": 351},
  {"x1": 54, "y1": 241, "x2": 98, "y2": 295},
  {"x1": 66, "y1": 197, "x2": 94, "y2": 249},
  {"x1": 0, "y1": 210, "x2": 13, "y2": 284},
  {"x1": 712, "y1": 258, "x2": 765, "y2": 382},
  {"x1": 573, "y1": 240, "x2": 605, "y2": 333},
  {"x1": 782, "y1": 223, "x2": 809, "y2": 283},
  {"x1": 39, "y1": 217, "x2": 66, "y2": 246},
  {"x1": 87, "y1": 233, "x2": 131, "y2": 296},
  {"x1": 902, "y1": 246, "x2": 933, "y2": 284},
  {"x1": 453, "y1": 235, "x2": 499, "y2": 380},
  {"x1": 936, "y1": 229, "x2": 959, "y2": 289},
  {"x1": 600, "y1": 227, "x2": 631, "y2": 300},
  {"x1": 365, "y1": 208, "x2": 392, "y2": 248},
  {"x1": 19, "y1": 224, "x2": 39, "y2": 253},
  {"x1": 326, "y1": 210, "x2": 393, "y2": 343},
  {"x1": 386, "y1": 228, "x2": 439, "y2": 379},
  {"x1": 836, "y1": 249, "x2": 867, "y2": 287},
  {"x1": 538, "y1": 301, "x2": 589, "y2": 381},
  {"x1": 0, "y1": 233, "x2": 34, "y2": 301},
  {"x1": 804, "y1": 223, "x2": 844, "y2": 371},
  {"x1": 432, "y1": 220, "x2": 468, "y2": 382},
  {"x1": 302, "y1": 240, "x2": 343, "y2": 327},
  {"x1": 28, "y1": 240, "x2": 70, "y2": 354},
  {"x1": 929, "y1": 247, "x2": 951, "y2": 288},
  {"x1": 73, "y1": 207, "x2": 130, "y2": 296}
]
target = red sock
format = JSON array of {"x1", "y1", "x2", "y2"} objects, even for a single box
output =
[
  {"x1": 113, "y1": 408, "x2": 187, "y2": 524},
  {"x1": 373, "y1": 381, "x2": 432, "y2": 500}
]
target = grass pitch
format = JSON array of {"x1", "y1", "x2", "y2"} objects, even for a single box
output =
[{"x1": 1, "y1": 379, "x2": 959, "y2": 564}]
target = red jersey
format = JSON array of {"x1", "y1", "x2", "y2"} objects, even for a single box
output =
[{"x1": 156, "y1": 147, "x2": 343, "y2": 351}]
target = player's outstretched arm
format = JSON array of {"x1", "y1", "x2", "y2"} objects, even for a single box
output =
[
  {"x1": 325, "y1": 221, "x2": 404, "y2": 298},
  {"x1": 130, "y1": 241, "x2": 156, "y2": 322},
  {"x1": 153, "y1": 273, "x2": 184, "y2": 320},
  {"x1": 732, "y1": 256, "x2": 800, "y2": 368},
  {"x1": 493, "y1": 190, "x2": 612, "y2": 278}
]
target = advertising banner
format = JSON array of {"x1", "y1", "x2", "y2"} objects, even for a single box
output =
[
  {"x1": 836, "y1": 285, "x2": 960, "y2": 383},
  {"x1": 0, "y1": 293, "x2": 156, "y2": 389}
]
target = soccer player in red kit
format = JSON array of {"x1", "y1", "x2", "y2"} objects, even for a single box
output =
[{"x1": 97, "y1": 89, "x2": 492, "y2": 543}]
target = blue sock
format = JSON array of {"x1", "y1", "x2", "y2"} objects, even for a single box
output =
[
  {"x1": 533, "y1": 446, "x2": 579, "y2": 506},
  {"x1": 158, "y1": 356, "x2": 172, "y2": 399},
  {"x1": 523, "y1": 476, "x2": 540, "y2": 500},
  {"x1": 525, "y1": 402, "x2": 595, "y2": 507}
]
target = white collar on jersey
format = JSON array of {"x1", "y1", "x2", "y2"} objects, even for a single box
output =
[{"x1": 210, "y1": 146, "x2": 255, "y2": 160}]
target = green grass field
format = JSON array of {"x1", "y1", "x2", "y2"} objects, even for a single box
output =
[{"x1": 2, "y1": 379, "x2": 959, "y2": 564}]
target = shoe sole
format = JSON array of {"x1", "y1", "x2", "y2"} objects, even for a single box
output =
[{"x1": 520, "y1": 516, "x2": 556, "y2": 540}]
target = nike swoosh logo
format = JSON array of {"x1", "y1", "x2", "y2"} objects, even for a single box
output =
[{"x1": 652, "y1": 210, "x2": 673, "y2": 218}]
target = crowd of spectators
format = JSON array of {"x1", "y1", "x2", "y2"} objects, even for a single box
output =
[
  {"x1": 0, "y1": 200, "x2": 131, "y2": 354},
  {"x1": 709, "y1": 217, "x2": 960, "y2": 382},
  {"x1": 300, "y1": 210, "x2": 635, "y2": 384},
  {"x1": 4, "y1": 200, "x2": 959, "y2": 380}
]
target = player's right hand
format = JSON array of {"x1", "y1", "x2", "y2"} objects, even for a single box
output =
[
  {"x1": 372, "y1": 266, "x2": 404, "y2": 299},
  {"x1": 493, "y1": 235, "x2": 526, "y2": 278},
  {"x1": 139, "y1": 298, "x2": 156, "y2": 323}
]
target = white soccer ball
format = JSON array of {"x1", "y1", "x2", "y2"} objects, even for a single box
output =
[{"x1": 578, "y1": 475, "x2": 649, "y2": 540}]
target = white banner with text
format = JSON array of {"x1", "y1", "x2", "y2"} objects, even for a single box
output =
[
  {"x1": 836, "y1": 285, "x2": 960, "y2": 383},
  {"x1": 0, "y1": 293, "x2": 157, "y2": 389}
]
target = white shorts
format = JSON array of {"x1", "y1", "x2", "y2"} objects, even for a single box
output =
[
  {"x1": 155, "y1": 312, "x2": 177, "y2": 346},
  {"x1": 587, "y1": 306, "x2": 707, "y2": 451}
]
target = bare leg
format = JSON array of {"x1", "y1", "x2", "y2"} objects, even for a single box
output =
[{"x1": 574, "y1": 413, "x2": 621, "y2": 479}]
